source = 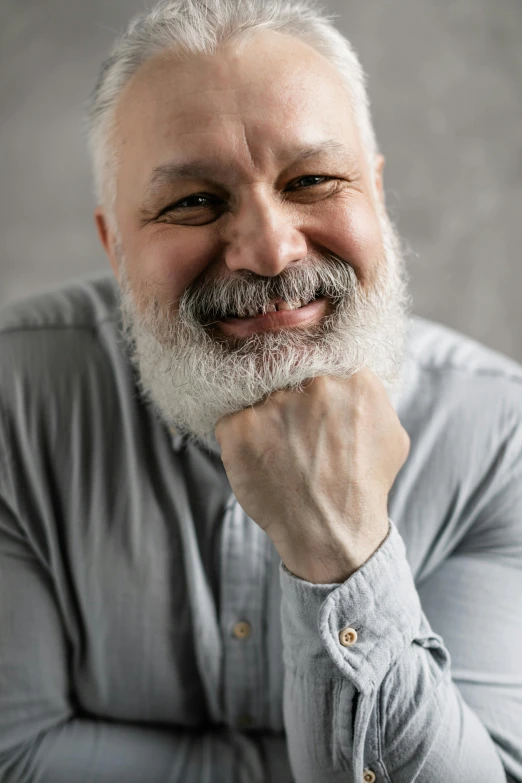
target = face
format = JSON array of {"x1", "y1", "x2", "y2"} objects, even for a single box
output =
[{"x1": 95, "y1": 30, "x2": 410, "y2": 448}]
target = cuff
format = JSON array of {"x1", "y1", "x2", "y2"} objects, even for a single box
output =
[{"x1": 279, "y1": 519, "x2": 427, "y2": 693}]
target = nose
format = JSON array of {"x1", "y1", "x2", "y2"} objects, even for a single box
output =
[{"x1": 223, "y1": 188, "x2": 308, "y2": 277}]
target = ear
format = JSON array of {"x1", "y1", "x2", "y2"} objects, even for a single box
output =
[
  {"x1": 95, "y1": 207, "x2": 120, "y2": 282},
  {"x1": 374, "y1": 154, "x2": 385, "y2": 206}
]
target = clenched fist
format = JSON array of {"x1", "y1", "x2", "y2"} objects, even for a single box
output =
[{"x1": 214, "y1": 369, "x2": 410, "y2": 584}]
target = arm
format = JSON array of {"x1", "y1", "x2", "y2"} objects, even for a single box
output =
[
  {"x1": 279, "y1": 518, "x2": 520, "y2": 783},
  {"x1": 213, "y1": 369, "x2": 522, "y2": 782},
  {"x1": 0, "y1": 495, "x2": 265, "y2": 783},
  {"x1": 0, "y1": 720, "x2": 264, "y2": 783}
]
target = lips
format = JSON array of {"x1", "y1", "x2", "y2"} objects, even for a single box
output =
[{"x1": 217, "y1": 295, "x2": 330, "y2": 338}]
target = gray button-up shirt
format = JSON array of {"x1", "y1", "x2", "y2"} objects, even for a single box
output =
[{"x1": 0, "y1": 272, "x2": 521, "y2": 783}]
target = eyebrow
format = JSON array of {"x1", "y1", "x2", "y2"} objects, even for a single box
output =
[{"x1": 144, "y1": 139, "x2": 355, "y2": 196}]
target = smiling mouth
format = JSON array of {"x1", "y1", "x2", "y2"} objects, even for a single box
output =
[
  {"x1": 222, "y1": 290, "x2": 324, "y2": 319},
  {"x1": 216, "y1": 293, "x2": 331, "y2": 338}
]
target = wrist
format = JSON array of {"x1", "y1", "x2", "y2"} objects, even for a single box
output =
[{"x1": 281, "y1": 518, "x2": 391, "y2": 584}]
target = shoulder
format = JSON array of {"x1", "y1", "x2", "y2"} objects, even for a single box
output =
[
  {"x1": 0, "y1": 272, "x2": 132, "y2": 559},
  {"x1": 403, "y1": 314, "x2": 522, "y2": 418},
  {"x1": 0, "y1": 270, "x2": 119, "y2": 337},
  {"x1": 0, "y1": 271, "x2": 121, "y2": 376},
  {"x1": 400, "y1": 315, "x2": 522, "y2": 498},
  {"x1": 397, "y1": 316, "x2": 522, "y2": 555},
  {"x1": 0, "y1": 271, "x2": 126, "y2": 449},
  {"x1": 402, "y1": 315, "x2": 522, "y2": 523},
  {"x1": 406, "y1": 314, "x2": 522, "y2": 382}
]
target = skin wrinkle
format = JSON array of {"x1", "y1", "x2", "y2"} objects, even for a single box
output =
[
  {"x1": 94, "y1": 30, "x2": 411, "y2": 448},
  {"x1": 240, "y1": 119, "x2": 258, "y2": 175},
  {"x1": 143, "y1": 140, "x2": 354, "y2": 204}
]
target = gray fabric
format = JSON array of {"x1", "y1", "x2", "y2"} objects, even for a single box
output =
[{"x1": 0, "y1": 271, "x2": 521, "y2": 783}]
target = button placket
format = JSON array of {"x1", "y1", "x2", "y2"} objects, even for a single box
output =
[
  {"x1": 233, "y1": 620, "x2": 252, "y2": 639},
  {"x1": 219, "y1": 498, "x2": 270, "y2": 728}
]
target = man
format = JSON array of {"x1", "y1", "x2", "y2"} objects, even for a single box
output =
[{"x1": 0, "y1": 0, "x2": 520, "y2": 781}]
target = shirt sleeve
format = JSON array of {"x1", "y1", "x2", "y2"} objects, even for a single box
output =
[
  {"x1": 279, "y1": 512, "x2": 521, "y2": 783},
  {"x1": 0, "y1": 491, "x2": 268, "y2": 783}
]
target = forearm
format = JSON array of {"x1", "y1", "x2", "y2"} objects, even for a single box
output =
[
  {"x1": 283, "y1": 638, "x2": 507, "y2": 783},
  {"x1": 375, "y1": 638, "x2": 507, "y2": 781},
  {"x1": 0, "y1": 718, "x2": 266, "y2": 783},
  {"x1": 279, "y1": 521, "x2": 511, "y2": 783}
]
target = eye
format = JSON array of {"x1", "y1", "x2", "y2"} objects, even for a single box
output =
[
  {"x1": 287, "y1": 175, "x2": 333, "y2": 190},
  {"x1": 157, "y1": 193, "x2": 223, "y2": 225},
  {"x1": 164, "y1": 193, "x2": 218, "y2": 211}
]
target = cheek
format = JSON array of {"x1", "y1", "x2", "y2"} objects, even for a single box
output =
[
  {"x1": 130, "y1": 229, "x2": 217, "y2": 305},
  {"x1": 312, "y1": 199, "x2": 383, "y2": 288}
]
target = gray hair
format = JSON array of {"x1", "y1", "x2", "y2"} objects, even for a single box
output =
[{"x1": 85, "y1": 0, "x2": 380, "y2": 225}]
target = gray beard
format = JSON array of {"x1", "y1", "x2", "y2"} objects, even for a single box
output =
[{"x1": 116, "y1": 205, "x2": 411, "y2": 451}]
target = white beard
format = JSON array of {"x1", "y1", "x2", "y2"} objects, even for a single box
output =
[{"x1": 116, "y1": 203, "x2": 411, "y2": 451}]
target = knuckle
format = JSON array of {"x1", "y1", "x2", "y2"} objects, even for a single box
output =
[
  {"x1": 352, "y1": 398, "x2": 367, "y2": 420},
  {"x1": 358, "y1": 367, "x2": 377, "y2": 386}
]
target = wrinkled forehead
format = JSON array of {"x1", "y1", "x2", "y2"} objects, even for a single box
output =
[{"x1": 112, "y1": 31, "x2": 365, "y2": 188}]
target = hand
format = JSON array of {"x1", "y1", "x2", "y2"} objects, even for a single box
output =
[{"x1": 214, "y1": 369, "x2": 410, "y2": 583}]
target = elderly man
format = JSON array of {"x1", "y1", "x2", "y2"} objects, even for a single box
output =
[{"x1": 0, "y1": 1, "x2": 521, "y2": 781}]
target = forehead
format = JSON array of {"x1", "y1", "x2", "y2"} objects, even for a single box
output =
[{"x1": 114, "y1": 31, "x2": 363, "y2": 188}]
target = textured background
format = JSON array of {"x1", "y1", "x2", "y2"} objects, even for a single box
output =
[{"x1": 1, "y1": 0, "x2": 521, "y2": 360}]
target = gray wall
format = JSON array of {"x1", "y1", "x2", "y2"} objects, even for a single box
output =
[{"x1": 1, "y1": 0, "x2": 521, "y2": 360}]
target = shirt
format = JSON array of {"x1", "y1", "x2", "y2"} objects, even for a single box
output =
[{"x1": 0, "y1": 270, "x2": 521, "y2": 783}]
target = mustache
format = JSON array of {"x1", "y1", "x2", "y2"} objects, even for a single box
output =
[{"x1": 178, "y1": 252, "x2": 359, "y2": 325}]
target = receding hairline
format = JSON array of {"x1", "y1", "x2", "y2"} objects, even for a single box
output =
[
  {"x1": 112, "y1": 35, "x2": 366, "y2": 195},
  {"x1": 86, "y1": 0, "x2": 380, "y2": 222},
  {"x1": 111, "y1": 27, "x2": 357, "y2": 142}
]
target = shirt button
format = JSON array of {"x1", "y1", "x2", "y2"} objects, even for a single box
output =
[
  {"x1": 363, "y1": 769, "x2": 376, "y2": 782},
  {"x1": 237, "y1": 714, "x2": 254, "y2": 729},
  {"x1": 232, "y1": 621, "x2": 252, "y2": 639},
  {"x1": 339, "y1": 626, "x2": 358, "y2": 646}
]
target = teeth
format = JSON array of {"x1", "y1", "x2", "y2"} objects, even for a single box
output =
[
  {"x1": 276, "y1": 299, "x2": 301, "y2": 311},
  {"x1": 230, "y1": 294, "x2": 320, "y2": 318}
]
